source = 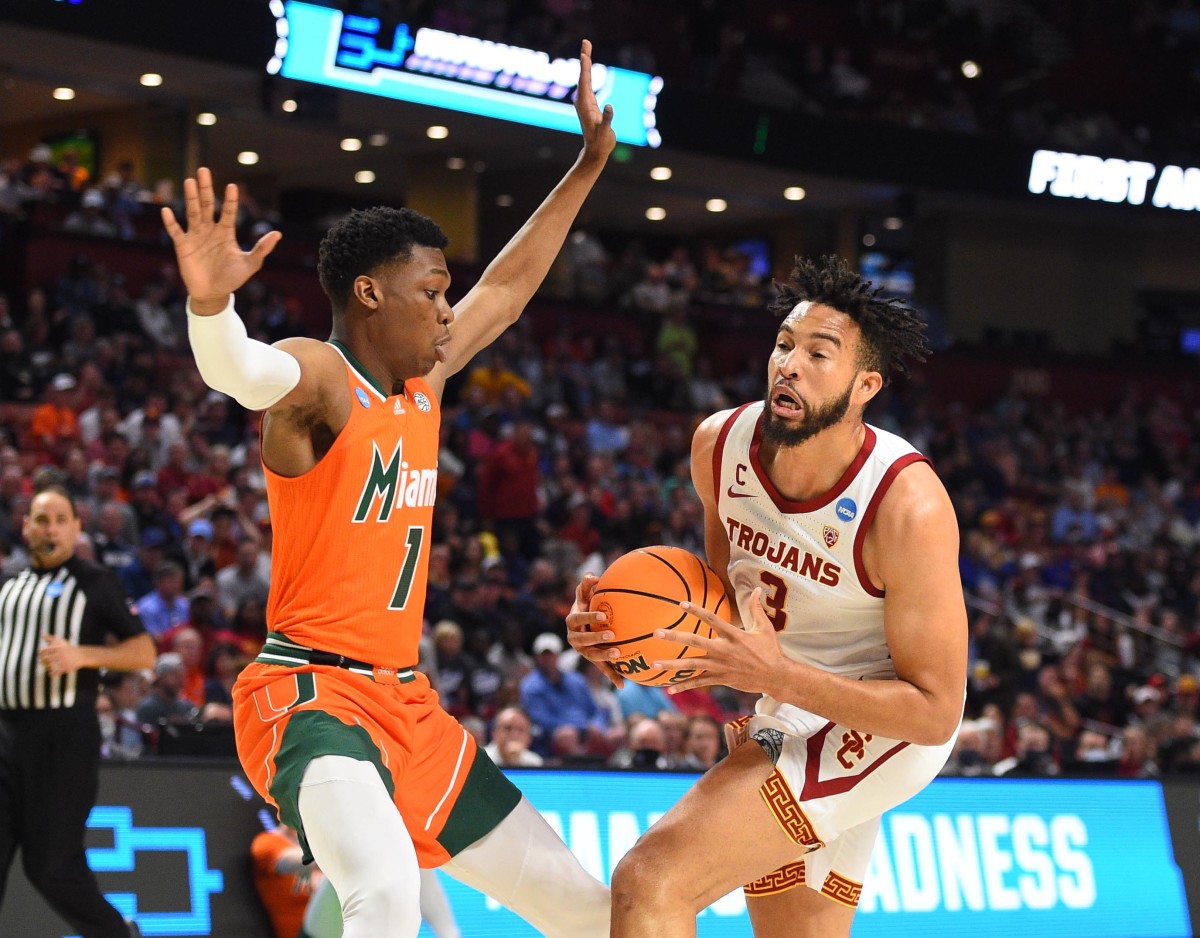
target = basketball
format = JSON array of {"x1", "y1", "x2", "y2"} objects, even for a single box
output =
[{"x1": 588, "y1": 546, "x2": 731, "y2": 686}]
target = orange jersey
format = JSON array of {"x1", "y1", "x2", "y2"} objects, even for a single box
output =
[{"x1": 264, "y1": 342, "x2": 440, "y2": 667}]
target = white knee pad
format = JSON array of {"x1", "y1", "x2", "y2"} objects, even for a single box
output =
[
  {"x1": 298, "y1": 755, "x2": 422, "y2": 938},
  {"x1": 440, "y1": 797, "x2": 610, "y2": 938}
]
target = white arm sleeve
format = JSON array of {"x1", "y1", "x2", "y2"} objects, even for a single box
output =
[{"x1": 186, "y1": 296, "x2": 302, "y2": 411}]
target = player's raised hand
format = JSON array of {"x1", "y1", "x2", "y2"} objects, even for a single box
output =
[
  {"x1": 565, "y1": 573, "x2": 625, "y2": 688},
  {"x1": 654, "y1": 588, "x2": 784, "y2": 695},
  {"x1": 574, "y1": 40, "x2": 616, "y2": 165},
  {"x1": 161, "y1": 167, "x2": 282, "y2": 313}
]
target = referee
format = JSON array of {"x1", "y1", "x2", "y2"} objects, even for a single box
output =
[{"x1": 0, "y1": 485, "x2": 154, "y2": 937}]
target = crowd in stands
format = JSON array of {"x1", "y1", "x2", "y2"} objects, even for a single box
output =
[{"x1": 0, "y1": 197, "x2": 1198, "y2": 781}]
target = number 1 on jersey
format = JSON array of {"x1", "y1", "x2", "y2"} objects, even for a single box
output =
[{"x1": 389, "y1": 526, "x2": 424, "y2": 610}]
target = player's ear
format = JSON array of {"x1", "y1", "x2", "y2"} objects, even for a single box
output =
[
  {"x1": 353, "y1": 275, "x2": 380, "y2": 311},
  {"x1": 856, "y1": 370, "x2": 884, "y2": 405}
]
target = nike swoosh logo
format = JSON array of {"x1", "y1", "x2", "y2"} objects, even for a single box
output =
[{"x1": 726, "y1": 487, "x2": 754, "y2": 499}]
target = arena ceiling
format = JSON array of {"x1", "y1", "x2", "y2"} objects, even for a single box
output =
[{"x1": 0, "y1": 21, "x2": 901, "y2": 240}]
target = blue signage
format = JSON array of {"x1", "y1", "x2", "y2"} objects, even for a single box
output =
[
  {"x1": 270, "y1": 1, "x2": 662, "y2": 147},
  {"x1": 423, "y1": 773, "x2": 1190, "y2": 938}
]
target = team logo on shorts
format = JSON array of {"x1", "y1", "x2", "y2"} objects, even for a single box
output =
[
  {"x1": 822, "y1": 525, "x2": 840, "y2": 548},
  {"x1": 835, "y1": 497, "x2": 857, "y2": 522},
  {"x1": 355, "y1": 387, "x2": 370, "y2": 409},
  {"x1": 413, "y1": 391, "x2": 432, "y2": 412}
]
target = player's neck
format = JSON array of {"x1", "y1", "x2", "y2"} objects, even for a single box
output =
[{"x1": 760, "y1": 421, "x2": 867, "y2": 503}]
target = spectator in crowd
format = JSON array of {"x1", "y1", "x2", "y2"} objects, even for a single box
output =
[
  {"x1": 678, "y1": 714, "x2": 722, "y2": 771},
  {"x1": 136, "y1": 560, "x2": 190, "y2": 639},
  {"x1": 63, "y1": 188, "x2": 117, "y2": 238},
  {"x1": 485, "y1": 705, "x2": 545, "y2": 768},
  {"x1": 215, "y1": 537, "x2": 271, "y2": 620},
  {"x1": 520, "y1": 632, "x2": 609, "y2": 757},
  {"x1": 135, "y1": 652, "x2": 198, "y2": 727}
]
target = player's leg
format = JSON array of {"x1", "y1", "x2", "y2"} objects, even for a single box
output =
[
  {"x1": 439, "y1": 796, "x2": 611, "y2": 938},
  {"x1": 609, "y1": 741, "x2": 813, "y2": 938},
  {"x1": 19, "y1": 712, "x2": 129, "y2": 937},
  {"x1": 742, "y1": 819, "x2": 878, "y2": 938},
  {"x1": 301, "y1": 876, "x2": 344, "y2": 938},
  {"x1": 298, "y1": 755, "x2": 422, "y2": 938},
  {"x1": 746, "y1": 882, "x2": 855, "y2": 938},
  {"x1": 417, "y1": 869, "x2": 460, "y2": 938}
]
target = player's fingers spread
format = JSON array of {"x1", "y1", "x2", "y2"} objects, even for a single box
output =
[
  {"x1": 654, "y1": 629, "x2": 702, "y2": 648},
  {"x1": 679, "y1": 601, "x2": 732, "y2": 631},
  {"x1": 197, "y1": 167, "x2": 215, "y2": 215},
  {"x1": 182, "y1": 176, "x2": 201, "y2": 225},
  {"x1": 161, "y1": 206, "x2": 182, "y2": 238},
  {"x1": 250, "y1": 229, "x2": 282, "y2": 262}
]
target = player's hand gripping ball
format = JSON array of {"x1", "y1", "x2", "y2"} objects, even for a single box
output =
[{"x1": 588, "y1": 546, "x2": 731, "y2": 686}]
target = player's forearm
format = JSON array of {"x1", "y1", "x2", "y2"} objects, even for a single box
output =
[
  {"x1": 768, "y1": 659, "x2": 961, "y2": 746},
  {"x1": 474, "y1": 152, "x2": 608, "y2": 309},
  {"x1": 78, "y1": 633, "x2": 157, "y2": 673}
]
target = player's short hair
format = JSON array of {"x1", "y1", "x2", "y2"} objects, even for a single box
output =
[
  {"x1": 317, "y1": 206, "x2": 449, "y2": 313},
  {"x1": 31, "y1": 482, "x2": 78, "y2": 518},
  {"x1": 768, "y1": 254, "x2": 931, "y2": 384}
]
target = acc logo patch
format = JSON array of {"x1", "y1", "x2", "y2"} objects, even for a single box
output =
[
  {"x1": 835, "y1": 497, "x2": 858, "y2": 522},
  {"x1": 822, "y1": 525, "x2": 840, "y2": 548},
  {"x1": 354, "y1": 387, "x2": 371, "y2": 408},
  {"x1": 413, "y1": 391, "x2": 432, "y2": 412}
]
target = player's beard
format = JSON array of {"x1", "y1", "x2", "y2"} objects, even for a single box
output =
[{"x1": 761, "y1": 378, "x2": 855, "y2": 449}]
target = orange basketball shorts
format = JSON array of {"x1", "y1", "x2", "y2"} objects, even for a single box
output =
[{"x1": 233, "y1": 661, "x2": 520, "y2": 867}]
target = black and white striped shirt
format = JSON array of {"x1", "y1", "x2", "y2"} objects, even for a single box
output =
[{"x1": 0, "y1": 557, "x2": 145, "y2": 711}]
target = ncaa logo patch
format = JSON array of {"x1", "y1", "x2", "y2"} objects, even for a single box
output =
[
  {"x1": 355, "y1": 387, "x2": 371, "y2": 409},
  {"x1": 413, "y1": 391, "x2": 432, "y2": 412},
  {"x1": 822, "y1": 525, "x2": 840, "y2": 548},
  {"x1": 46, "y1": 581, "x2": 64, "y2": 599},
  {"x1": 835, "y1": 497, "x2": 858, "y2": 522}
]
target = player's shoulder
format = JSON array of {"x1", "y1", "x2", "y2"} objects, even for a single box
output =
[{"x1": 692, "y1": 402, "x2": 757, "y2": 451}]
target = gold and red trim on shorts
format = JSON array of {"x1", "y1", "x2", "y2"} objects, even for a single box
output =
[
  {"x1": 820, "y1": 870, "x2": 863, "y2": 907},
  {"x1": 760, "y1": 768, "x2": 823, "y2": 848},
  {"x1": 725, "y1": 714, "x2": 753, "y2": 748},
  {"x1": 745, "y1": 860, "x2": 806, "y2": 896}
]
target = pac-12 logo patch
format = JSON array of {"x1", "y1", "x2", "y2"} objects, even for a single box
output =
[
  {"x1": 822, "y1": 525, "x2": 840, "y2": 547},
  {"x1": 835, "y1": 497, "x2": 858, "y2": 522},
  {"x1": 355, "y1": 387, "x2": 371, "y2": 409},
  {"x1": 413, "y1": 391, "x2": 432, "y2": 412}
]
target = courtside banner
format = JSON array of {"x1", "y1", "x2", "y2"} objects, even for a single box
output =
[
  {"x1": 2, "y1": 766, "x2": 1191, "y2": 936},
  {"x1": 271, "y1": 1, "x2": 662, "y2": 147}
]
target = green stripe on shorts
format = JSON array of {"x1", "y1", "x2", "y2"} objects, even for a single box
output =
[
  {"x1": 269, "y1": 709, "x2": 394, "y2": 864},
  {"x1": 437, "y1": 745, "x2": 523, "y2": 857}
]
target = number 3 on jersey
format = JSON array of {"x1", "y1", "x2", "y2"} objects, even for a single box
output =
[
  {"x1": 389, "y1": 526, "x2": 424, "y2": 610},
  {"x1": 759, "y1": 571, "x2": 789, "y2": 631}
]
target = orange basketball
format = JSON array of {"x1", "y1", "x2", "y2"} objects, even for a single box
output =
[{"x1": 588, "y1": 546, "x2": 731, "y2": 686}]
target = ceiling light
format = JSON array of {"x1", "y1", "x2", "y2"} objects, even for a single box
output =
[
  {"x1": 784, "y1": 186, "x2": 806, "y2": 201},
  {"x1": 52, "y1": 87, "x2": 75, "y2": 101},
  {"x1": 140, "y1": 73, "x2": 163, "y2": 87},
  {"x1": 961, "y1": 60, "x2": 981, "y2": 79},
  {"x1": 368, "y1": 133, "x2": 388, "y2": 147},
  {"x1": 446, "y1": 157, "x2": 466, "y2": 170},
  {"x1": 705, "y1": 198, "x2": 728, "y2": 213},
  {"x1": 496, "y1": 194, "x2": 514, "y2": 207},
  {"x1": 426, "y1": 125, "x2": 449, "y2": 140},
  {"x1": 340, "y1": 138, "x2": 362, "y2": 151},
  {"x1": 281, "y1": 99, "x2": 297, "y2": 113},
  {"x1": 862, "y1": 233, "x2": 877, "y2": 247},
  {"x1": 196, "y1": 112, "x2": 217, "y2": 126},
  {"x1": 645, "y1": 207, "x2": 666, "y2": 221},
  {"x1": 237, "y1": 151, "x2": 260, "y2": 165},
  {"x1": 649, "y1": 166, "x2": 672, "y2": 181},
  {"x1": 355, "y1": 170, "x2": 376, "y2": 184},
  {"x1": 883, "y1": 216, "x2": 903, "y2": 230}
]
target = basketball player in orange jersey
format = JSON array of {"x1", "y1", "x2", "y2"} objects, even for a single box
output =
[
  {"x1": 567, "y1": 255, "x2": 967, "y2": 937},
  {"x1": 163, "y1": 41, "x2": 614, "y2": 938}
]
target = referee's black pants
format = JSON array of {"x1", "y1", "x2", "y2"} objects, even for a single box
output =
[{"x1": 0, "y1": 707, "x2": 129, "y2": 937}]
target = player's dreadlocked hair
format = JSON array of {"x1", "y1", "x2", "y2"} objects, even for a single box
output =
[
  {"x1": 318, "y1": 206, "x2": 450, "y2": 313},
  {"x1": 768, "y1": 255, "x2": 931, "y2": 384}
]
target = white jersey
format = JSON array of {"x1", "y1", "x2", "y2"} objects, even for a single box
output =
[{"x1": 713, "y1": 402, "x2": 929, "y2": 683}]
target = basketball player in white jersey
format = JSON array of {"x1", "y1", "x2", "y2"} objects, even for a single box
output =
[{"x1": 567, "y1": 255, "x2": 967, "y2": 937}]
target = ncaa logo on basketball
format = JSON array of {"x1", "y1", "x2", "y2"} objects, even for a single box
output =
[
  {"x1": 835, "y1": 497, "x2": 858, "y2": 522},
  {"x1": 413, "y1": 391, "x2": 432, "y2": 412},
  {"x1": 822, "y1": 525, "x2": 840, "y2": 548}
]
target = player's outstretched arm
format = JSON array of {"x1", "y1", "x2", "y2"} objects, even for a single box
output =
[{"x1": 430, "y1": 39, "x2": 616, "y2": 385}]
